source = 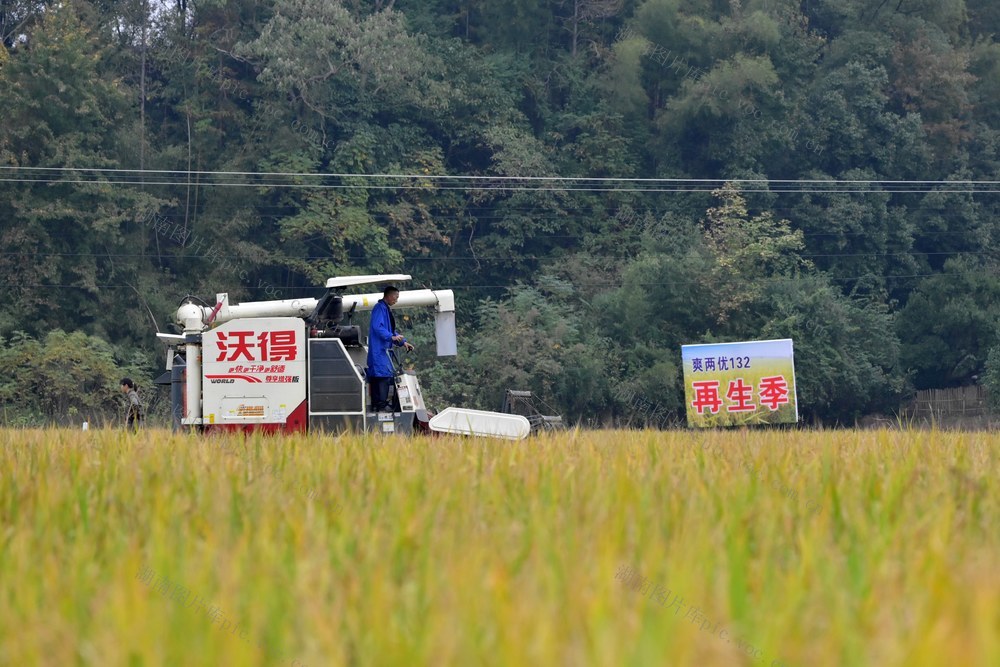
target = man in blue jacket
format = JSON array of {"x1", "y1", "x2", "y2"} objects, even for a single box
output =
[{"x1": 366, "y1": 286, "x2": 414, "y2": 412}]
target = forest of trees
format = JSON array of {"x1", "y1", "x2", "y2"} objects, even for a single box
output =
[{"x1": 1, "y1": 0, "x2": 999, "y2": 426}]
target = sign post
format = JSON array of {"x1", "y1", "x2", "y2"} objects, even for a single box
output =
[{"x1": 681, "y1": 339, "x2": 798, "y2": 428}]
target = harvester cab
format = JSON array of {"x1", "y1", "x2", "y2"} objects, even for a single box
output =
[{"x1": 156, "y1": 274, "x2": 530, "y2": 439}]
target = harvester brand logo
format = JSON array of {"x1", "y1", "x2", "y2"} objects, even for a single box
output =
[
  {"x1": 236, "y1": 405, "x2": 265, "y2": 417},
  {"x1": 205, "y1": 374, "x2": 262, "y2": 383},
  {"x1": 215, "y1": 330, "x2": 298, "y2": 362}
]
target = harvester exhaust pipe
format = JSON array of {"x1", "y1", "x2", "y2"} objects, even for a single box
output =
[{"x1": 177, "y1": 302, "x2": 204, "y2": 426}]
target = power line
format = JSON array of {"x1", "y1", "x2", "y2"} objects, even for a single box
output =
[
  {"x1": 6, "y1": 176, "x2": 998, "y2": 194},
  {"x1": 2, "y1": 167, "x2": 999, "y2": 193},
  {"x1": 3, "y1": 166, "x2": 999, "y2": 185},
  {"x1": 3, "y1": 272, "x2": 985, "y2": 291},
  {"x1": 0, "y1": 250, "x2": 991, "y2": 260}
]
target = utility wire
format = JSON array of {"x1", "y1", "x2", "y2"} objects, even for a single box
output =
[
  {"x1": 5, "y1": 176, "x2": 997, "y2": 194},
  {"x1": 4, "y1": 272, "x2": 987, "y2": 291},
  {"x1": 2, "y1": 165, "x2": 999, "y2": 185},
  {"x1": 0, "y1": 250, "x2": 991, "y2": 260},
  {"x1": 2, "y1": 167, "x2": 999, "y2": 193}
]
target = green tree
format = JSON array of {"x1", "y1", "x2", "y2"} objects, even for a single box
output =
[
  {"x1": 896, "y1": 257, "x2": 1000, "y2": 389},
  {"x1": 0, "y1": 1, "x2": 157, "y2": 349},
  {"x1": 759, "y1": 276, "x2": 905, "y2": 424},
  {"x1": 421, "y1": 283, "x2": 612, "y2": 424},
  {"x1": 783, "y1": 171, "x2": 918, "y2": 298},
  {"x1": 982, "y1": 342, "x2": 1000, "y2": 411},
  {"x1": 700, "y1": 183, "x2": 812, "y2": 328},
  {"x1": 0, "y1": 329, "x2": 150, "y2": 426},
  {"x1": 967, "y1": 0, "x2": 1000, "y2": 40},
  {"x1": 0, "y1": 0, "x2": 995, "y2": 426}
]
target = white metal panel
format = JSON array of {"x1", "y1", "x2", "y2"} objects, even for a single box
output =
[
  {"x1": 395, "y1": 373, "x2": 427, "y2": 415},
  {"x1": 202, "y1": 318, "x2": 306, "y2": 425},
  {"x1": 325, "y1": 274, "x2": 411, "y2": 289},
  {"x1": 435, "y1": 311, "x2": 457, "y2": 356},
  {"x1": 428, "y1": 408, "x2": 531, "y2": 440}
]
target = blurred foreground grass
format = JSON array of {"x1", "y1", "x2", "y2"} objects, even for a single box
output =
[{"x1": 0, "y1": 427, "x2": 997, "y2": 667}]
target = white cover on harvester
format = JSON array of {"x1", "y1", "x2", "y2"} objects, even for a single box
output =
[{"x1": 429, "y1": 408, "x2": 531, "y2": 440}]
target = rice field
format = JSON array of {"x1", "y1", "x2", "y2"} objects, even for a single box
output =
[{"x1": 0, "y1": 427, "x2": 997, "y2": 667}]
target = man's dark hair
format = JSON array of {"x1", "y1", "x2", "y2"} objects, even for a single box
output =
[
  {"x1": 383, "y1": 286, "x2": 399, "y2": 298},
  {"x1": 121, "y1": 378, "x2": 136, "y2": 389}
]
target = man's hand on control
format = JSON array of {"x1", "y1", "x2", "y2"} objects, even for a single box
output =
[
  {"x1": 403, "y1": 342, "x2": 414, "y2": 352},
  {"x1": 392, "y1": 335, "x2": 404, "y2": 343}
]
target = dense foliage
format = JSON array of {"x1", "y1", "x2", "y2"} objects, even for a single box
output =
[{"x1": 2, "y1": 0, "x2": 998, "y2": 425}]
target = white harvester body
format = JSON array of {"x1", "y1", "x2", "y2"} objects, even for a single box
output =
[{"x1": 157, "y1": 274, "x2": 526, "y2": 439}]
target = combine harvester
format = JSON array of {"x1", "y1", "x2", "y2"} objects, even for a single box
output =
[{"x1": 156, "y1": 275, "x2": 531, "y2": 439}]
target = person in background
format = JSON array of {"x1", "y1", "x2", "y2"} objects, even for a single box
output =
[
  {"x1": 366, "y1": 286, "x2": 414, "y2": 412},
  {"x1": 120, "y1": 377, "x2": 143, "y2": 431}
]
